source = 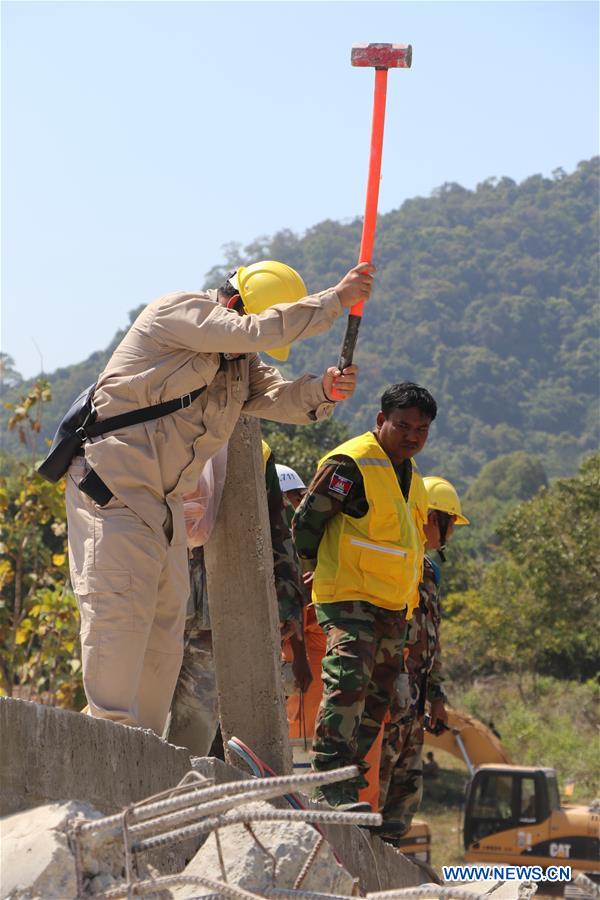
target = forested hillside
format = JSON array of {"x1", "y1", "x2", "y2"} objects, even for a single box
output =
[
  {"x1": 2, "y1": 158, "x2": 598, "y2": 487},
  {"x1": 2, "y1": 160, "x2": 598, "y2": 710}
]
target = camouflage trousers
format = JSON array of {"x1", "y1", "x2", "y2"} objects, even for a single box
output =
[
  {"x1": 166, "y1": 547, "x2": 297, "y2": 755},
  {"x1": 378, "y1": 712, "x2": 424, "y2": 834},
  {"x1": 166, "y1": 548, "x2": 219, "y2": 756},
  {"x1": 312, "y1": 601, "x2": 407, "y2": 795},
  {"x1": 167, "y1": 624, "x2": 219, "y2": 756}
]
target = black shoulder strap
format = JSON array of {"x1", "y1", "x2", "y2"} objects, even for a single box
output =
[{"x1": 83, "y1": 386, "x2": 206, "y2": 439}]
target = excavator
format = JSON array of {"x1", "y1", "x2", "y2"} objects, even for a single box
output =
[
  {"x1": 286, "y1": 636, "x2": 598, "y2": 873},
  {"x1": 289, "y1": 708, "x2": 599, "y2": 871},
  {"x1": 405, "y1": 708, "x2": 600, "y2": 875}
]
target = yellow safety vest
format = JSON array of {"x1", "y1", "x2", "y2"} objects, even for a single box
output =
[
  {"x1": 312, "y1": 431, "x2": 427, "y2": 615},
  {"x1": 261, "y1": 440, "x2": 271, "y2": 473}
]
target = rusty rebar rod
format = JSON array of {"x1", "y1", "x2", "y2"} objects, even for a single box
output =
[
  {"x1": 76, "y1": 765, "x2": 360, "y2": 838},
  {"x1": 133, "y1": 806, "x2": 382, "y2": 854}
]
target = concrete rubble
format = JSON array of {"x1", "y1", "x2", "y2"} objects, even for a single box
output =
[
  {"x1": 0, "y1": 800, "x2": 167, "y2": 899},
  {"x1": 1, "y1": 800, "x2": 95, "y2": 900},
  {"x1": 170, "y1": 801, "x2": 357, "y2": 898},
  {"x1": 0, "y1": 697, "x2": 192, "y2": 820},
  {"x1": 3, "y1": 698, "x2": 547, "y2": 900}
]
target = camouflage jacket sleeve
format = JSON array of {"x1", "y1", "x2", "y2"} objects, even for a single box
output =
[
  {"x1": 265, "y1": 451, "x2": 304, "y2": 629},
  {"x1": 291, "y1": 455, "x2": 368, "y2": 570},
  {"x1": 422, "y1": 556, "x2": 447, "y2": 704}
]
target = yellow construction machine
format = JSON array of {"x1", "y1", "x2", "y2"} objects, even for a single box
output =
[{"x1": 422, "y1": 708, "x2": 600, "y2": 875}]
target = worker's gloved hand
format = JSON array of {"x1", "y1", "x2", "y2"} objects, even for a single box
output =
[
  {"x1": 334, "y1": 262, "x2": 376, "y2": 308},
  {"x1": 323, "y1": 365, "x2": 358, "y2": 402},
  {"x1": 429, "y1": 698, "x2": 449, "y2": 732}
]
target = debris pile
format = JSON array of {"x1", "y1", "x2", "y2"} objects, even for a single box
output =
[
  {"x1": 2, "y1": 766, "x2": 380, "y2": 899},
  {"x1": 1, "y1": 800, "x2": 165, "y2": 899}
]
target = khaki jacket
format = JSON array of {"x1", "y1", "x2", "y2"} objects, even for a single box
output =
[{"x1": 85, "y1": 287, "x2": 342, "y2": 541}]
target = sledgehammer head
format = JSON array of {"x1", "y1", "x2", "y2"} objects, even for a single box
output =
[{"x1": 351, "y1": 43, "x2": 412, "y2": 69}]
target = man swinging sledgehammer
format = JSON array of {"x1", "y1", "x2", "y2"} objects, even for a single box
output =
[{"x1": 65, "y1": 260, "x2": 374, "y2": 735}]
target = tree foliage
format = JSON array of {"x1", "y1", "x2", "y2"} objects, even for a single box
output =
[
  {"x1": 1, "y1": 159, "x2": 597, "y2": 695},
  {"x1": 261, "y1": 417, "x2": 349, "y2": 485},
  {"x1": 2, "y1": 159, "x2": 597, "y2": 487},
  {"x1": 443, "y1": 453, "x2": 600, "y2": 682},
  {"x1": 0, "y1": 382, "x2": 83, "y2": 707}
]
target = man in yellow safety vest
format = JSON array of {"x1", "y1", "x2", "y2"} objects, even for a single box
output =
[{"x1": 292, "y1": 382, "x2": 437, "y2": 809}]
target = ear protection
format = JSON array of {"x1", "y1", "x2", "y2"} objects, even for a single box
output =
[{"x1": 226, "y1": 295, "x2": 245, "y2": 314}]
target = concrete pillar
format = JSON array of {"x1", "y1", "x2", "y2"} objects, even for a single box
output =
[{"x1": 204, "y1": 416, "x2": 292, "y2": 776}]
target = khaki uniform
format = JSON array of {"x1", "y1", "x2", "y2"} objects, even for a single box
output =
[{"x1": 67, "y1": 287, "x2": 341, "y2": 734}]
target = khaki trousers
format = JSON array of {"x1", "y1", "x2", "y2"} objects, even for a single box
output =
[{"x1": 66, "y1": 459, "x2": 189, "y2": 735}]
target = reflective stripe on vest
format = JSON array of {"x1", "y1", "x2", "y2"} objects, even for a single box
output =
[{"x1": 312, "y1": 431, "x2": 427, "y2": 614}]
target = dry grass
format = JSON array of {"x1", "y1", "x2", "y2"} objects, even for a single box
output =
[{"x1": 418, "y1": 749, "x2": 468, "y2": 870}]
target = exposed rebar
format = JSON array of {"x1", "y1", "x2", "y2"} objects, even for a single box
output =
[
  {"x1": 367, "y1": 887, "x2": 495, "y2": 899},
  {"x1": 517, "y1": 881, "x2": 538, "y2": 900},
  {"x1": 77, "y1": 765, "x2": 360, "y2": 838},
  {"x1": 93, "y1": 872, "x2": 264, "y2": 899},
  {"x1": 66, "y1": 819, "x2": 86, "y2": 900},
  {"x1": 293, "y1": 836, "x2": 324, "y2": 890},
  {"x1": 244, "y1": 821, "x2": 278, "y2": 885},
  {"x1": 215, "y1": 827, "x2": 228, "y2": 883},
  {"x1": 127, "y1": 781, "x2": 345, "y2": 841},
  {"x1": 133, "y1": 806, "x2": 382, "y2": 854},
  {"x1": 121, "y1": 807, "x2": 136, "y2": 899},
  {"x1": 266, "y1": 890, "x2": 356, "y2": 900},
  {"x1": 574, "y1": 873, "x2": 600, "y2": 898}
]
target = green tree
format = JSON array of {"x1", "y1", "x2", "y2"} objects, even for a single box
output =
[
  {"x1": 260, "y1": 417, "x2": 350, "y2": 484},
  {"x1": 0, "y1": 381, "x2": 83, "y2": 707},
  {"x1": 0, "y1": 352, "x2": 23, "y2": 391},
  {"x1": 444, "y1": 453, "x2": 600, "y2": 682},
  {"x1": 442, "y1": 451, "x2": 548, "y2": 591},
  {"x1": 3, "y1": 157, "x2": 598, "y2": 484}
]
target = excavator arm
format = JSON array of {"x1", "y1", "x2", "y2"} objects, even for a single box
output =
[{"x1": 424, "y1": 707, "x2": 512, "y2": 773}]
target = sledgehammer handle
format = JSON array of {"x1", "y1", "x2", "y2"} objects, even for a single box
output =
[
  {"x1": 352, "y1": 67, "x2": 388, "y2": 318},
  {"x1": 338, "y1": 314, "x2": 362, "y2": 371},
  {"x1": 333, "y1": 68, "x2": 388, "y2": 388}
]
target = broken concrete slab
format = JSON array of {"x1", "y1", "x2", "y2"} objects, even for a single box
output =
[
  {"x1": 1, "y1": 800, "x2": 94, "y2": 899},
  {"x1": 1, "y1": 800, "x2": 176, "y2": 899},
  {"x1": 0, "y1": 697, "x2": 193, "y2": 818},
  {"x1": 171, "y1": 800, "x2": 356, "y2": 898},
  {"x1": 1, "y1": 701, "x2": 432, "y2": 893},
  {"x1": 0, "y1": 799, "x2": 153, "y2": 899},
  {"x1": 191, "y1": 756, "x2": 429, "y2": 893}
]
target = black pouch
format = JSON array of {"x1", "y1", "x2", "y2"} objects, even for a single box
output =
[
  {"x1": 78, "y1": 468, "x2": 114, "y2": 507},
  {"x1": 37, "y1": 382, "x2": 207, "y2": 485},
  {"x1": 37, "y1": 383, "x2": 97, "y2": 483}
]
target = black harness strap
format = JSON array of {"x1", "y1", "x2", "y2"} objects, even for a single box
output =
[{"x1": 80, "y1": 386, "x2": 206, "y2": 440}]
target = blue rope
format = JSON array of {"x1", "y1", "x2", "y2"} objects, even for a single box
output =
[{"x1": 226, "y1": 738, "x2": 304, "y2": 810}]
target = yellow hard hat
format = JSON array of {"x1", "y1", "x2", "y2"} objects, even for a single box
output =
[
  {"x1": 230, "y1": 261, "x2": 307, "y2": 361},
  {"x1": 423, "y1": 476, "x2": 470, "y2": 525}
]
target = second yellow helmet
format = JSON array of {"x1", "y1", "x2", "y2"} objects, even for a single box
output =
[
  {"x1": 230, "y1": 261, "x2": 307, "y2": 361},
  {"x1": 423, "y1": 476, "x2": 470, "y2": 525}
]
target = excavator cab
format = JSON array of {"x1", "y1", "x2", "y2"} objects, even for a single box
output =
[{"x1": 464, "y1": 765, "x2": 559, "y2": 854}]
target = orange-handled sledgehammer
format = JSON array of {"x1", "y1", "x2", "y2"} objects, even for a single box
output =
[{"x1": 330, "y1": 42, "x2": 412, "y2": 400}]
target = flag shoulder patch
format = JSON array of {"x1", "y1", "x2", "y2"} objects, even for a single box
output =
[{"x1": 329, "y1": 470, "x2": 353, "y2": 497}]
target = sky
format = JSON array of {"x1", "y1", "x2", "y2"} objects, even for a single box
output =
[{"x1": 2, "y1": 0, "x2": 598, "y2": 379}]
